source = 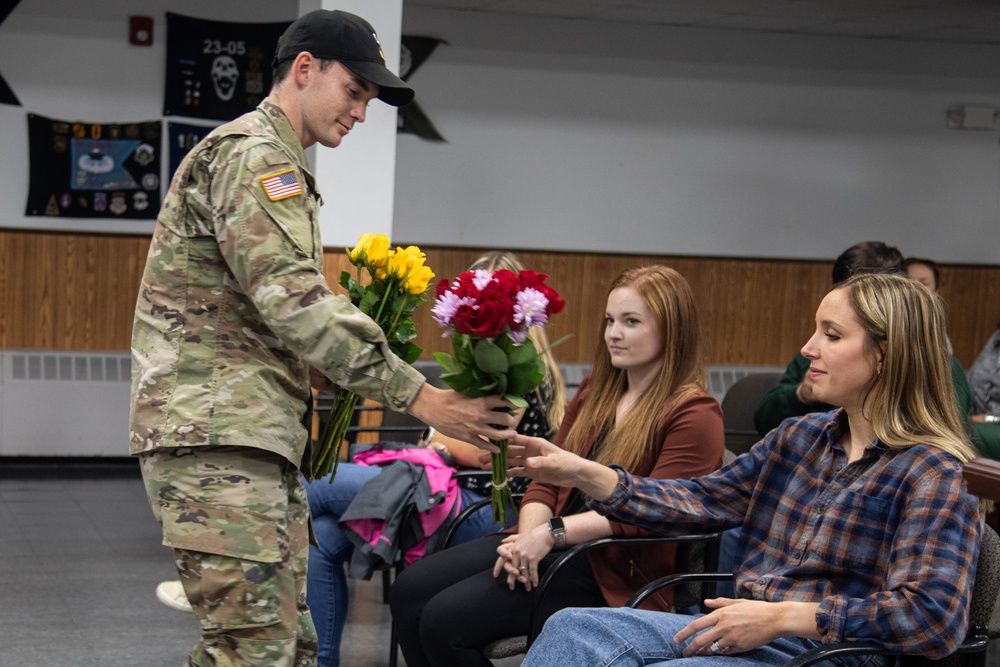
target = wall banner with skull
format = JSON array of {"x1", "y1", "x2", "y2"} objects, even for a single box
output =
[
  {"x1": 25, "y1": 113, "x2": 162, "y2": 220},
  {"x1": 164, "y1": 13, "x2": 290, "y2": 122}
]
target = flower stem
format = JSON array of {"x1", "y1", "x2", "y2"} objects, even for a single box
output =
[
  {"x1": 314, "y1": 391, "x2": 361, "y2": 481},
  {"x1": 489, "y1": 439, "x2": 518, "y2": 524},
  {"x1": 374, "y1": 278, "x2": 396, "y2": 325}
]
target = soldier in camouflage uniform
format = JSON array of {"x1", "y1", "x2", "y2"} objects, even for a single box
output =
[{"x1": 130, "y1": 10, "x2": 517, "y2": 667}]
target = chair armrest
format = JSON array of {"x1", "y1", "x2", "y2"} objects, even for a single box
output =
[
  {"x1": 783, "y1": 629, "x2": 992, "y2": 667},
  {"x1": 955, "y1": 626, "x2": 992, "y2": 653},
  {"x1": 528, "y1": 532, "x2": 723, "y2": 646},
  {"x1": 442, "y1": 497, "x2": 493, "y2": 549},
  {"x1": 781, "y1": 642, "x2": 897, "y2": 667},
  {"x1": 625, "y1": 572, "x2": 731, "y2": 609}
]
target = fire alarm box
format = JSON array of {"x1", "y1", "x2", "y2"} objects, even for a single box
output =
[{"x1": 130, "y1": 16, "x2": 153, "y2": 46}]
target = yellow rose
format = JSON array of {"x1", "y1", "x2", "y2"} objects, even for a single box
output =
[
  {"x1": 385, "y1": 248, "x2": 409, "y2": 280},
  {"x1": 400, "y1": 245, "x2": 426, "y2": 264},
  {"x1": 366, "y1": 234, "x2": 391, "y2": 269},
  {"x1": 404, "y1": 265, "x2": 435, "y2": 295},
  {"x1": 348, "y1": 232, "x2": 373, "y2": 265}
]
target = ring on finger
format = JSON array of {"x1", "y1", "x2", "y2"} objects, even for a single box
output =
[
  {"x1": 710, "y1": 641, "x2": 725, "y2": 655},
  {"x1": 518, "y1": 565, "x2": 528, "y2": 572}
]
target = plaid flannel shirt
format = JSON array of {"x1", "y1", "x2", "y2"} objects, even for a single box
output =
[{"x1": 589, "y1": 408, "x2": 981, "y2": 659}]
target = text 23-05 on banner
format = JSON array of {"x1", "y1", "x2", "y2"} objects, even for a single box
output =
[{"x1": 164, "y1": 13, "x2": 290, "y2": 122}]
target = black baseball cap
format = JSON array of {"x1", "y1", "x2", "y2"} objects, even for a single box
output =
[{"x1": 273, "y1": 9, "x2": 414, "y2": 107}]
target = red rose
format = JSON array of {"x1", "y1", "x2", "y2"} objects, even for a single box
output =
[
  {"x1": 540, "y1": 284, "x2": 565, "y2": 315},
  {"x1": 451, "y1": 272, "x2": 481, "y2": 300},
  {"x1": 517, "y1": 270, "x2": 548, "y2": 290},
  {"x1": 518, "y1": 270, "x2": 565, "y2": 315},
  {"x1": 434, "y1": 278, "x2": 454, "y2": 300},
  {"x1": 465, "y1": 299, "x2": 511, "y2": 339},
  {"x1": 449, "y1": 303, "x2": 478, "y2": 336}
]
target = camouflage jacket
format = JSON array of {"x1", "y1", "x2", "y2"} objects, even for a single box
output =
[{"x1": 130, "y1": 99, "x2": 424, "y2": 467}]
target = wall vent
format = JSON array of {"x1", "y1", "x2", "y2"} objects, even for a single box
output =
[
  {"x1": 9, "y1": 352, "x2": 130, "y2": 383},
  {"x1": 1, "y1": 351, "x2": 131, "y2": 457}
]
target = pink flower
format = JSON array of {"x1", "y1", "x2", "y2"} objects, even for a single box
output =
[
  {"x1": 513, "y1": 287, "x2": 550, "y2": 329},
  {"x1": 432, "y1": 290, "x2": 477, "y2": 329}
]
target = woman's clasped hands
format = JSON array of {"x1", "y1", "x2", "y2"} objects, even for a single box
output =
[{"x1": 493, "y1": 526, "x2": 552, "y2": 591}]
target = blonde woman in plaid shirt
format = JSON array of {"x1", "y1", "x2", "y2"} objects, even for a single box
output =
[{"x1": 509, "y1": 272, "x2": 981, "y2": 667}]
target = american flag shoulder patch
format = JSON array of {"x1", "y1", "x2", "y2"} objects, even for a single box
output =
[{"x1": 259, "y1": 168, "x2": 303, "y2": 201}]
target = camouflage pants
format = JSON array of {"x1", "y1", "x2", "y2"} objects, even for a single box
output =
[{"x1": 139, "y1": 446, "x2": 318, "y2": 667}]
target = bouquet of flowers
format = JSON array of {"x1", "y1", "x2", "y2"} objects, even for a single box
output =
[
  {"x1": 313, "y1": 233, "x2": 435, "y2": 481},
  {"x1": 432, "y1": 268, "x2": 565, "y2": 523}
]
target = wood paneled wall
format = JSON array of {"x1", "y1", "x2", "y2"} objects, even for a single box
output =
[{"x1": 3, "y1": 229, "x2": 998, "y2": 368}]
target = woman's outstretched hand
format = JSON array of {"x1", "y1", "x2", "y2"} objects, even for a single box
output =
[{"x1": 481, "y1": 434, "x2": 620, "y2": 502}]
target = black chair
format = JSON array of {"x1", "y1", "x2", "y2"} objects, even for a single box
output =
[
  {"x1": 720, "y1": 372, "x2": 782, "y2": 456},
  {"x1": 626, "y1": 524, "x2": 1000, "y2": 667}
]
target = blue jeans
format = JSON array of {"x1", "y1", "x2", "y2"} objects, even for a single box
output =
[
  {"x1": 523, "y1": 607, "x2": 887, "y2": 667},
  {"x1": 304, "y1": 463, "x2": 502, "y2": 667}
]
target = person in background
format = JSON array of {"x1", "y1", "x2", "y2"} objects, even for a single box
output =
[
  {"x1": 754, "y1": 242, "x2": 977, "y2": 440},
  {"x1": 514, "y1": 272, "x2": 982, "y2": 667},
  {"x1": 904, "y1": 256, "x2": 955, "y2": 354},
  {"x1": 304, "y1": 250, "x2": 567, "y2": 667},
  {"x1": 969, "y1": 325, "x2": 1000, "y2": 460},
  {"x1": 904, "y1": 256, "x2": 940, "y2": 292},
  {"x1": 389, "y1": 265, "x2": 725, "y2": 667},
  {"x1": 754, "y1": 241, "x2": 905, "y2": 436},
  {"x1": 131, "y1": 11, "x2": 517, "y2": 667}
]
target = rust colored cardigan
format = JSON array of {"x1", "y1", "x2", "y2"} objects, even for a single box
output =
[{"x1": 519, "y1": 376, "x2": 725, "y2": 611}]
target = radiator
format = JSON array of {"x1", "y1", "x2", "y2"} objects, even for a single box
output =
[{"x1": 0, "y1": 350, "x2": 131, "y2": 456}]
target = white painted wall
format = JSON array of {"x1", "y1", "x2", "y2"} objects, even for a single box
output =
[
  {"x1": 1, "y1": 2, "x2": 999, "y2": 262},
  {"x1": 394, "y1": 9, "x2": 1000, "y2": 262}
]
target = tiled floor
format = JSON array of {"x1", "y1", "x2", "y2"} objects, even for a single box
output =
[
  {"x1": 11, "y1": 466, "x2": 992, "y2": 667},
  {"x1": 0, "y1": 466, "x2": 523, "y2": 667}
]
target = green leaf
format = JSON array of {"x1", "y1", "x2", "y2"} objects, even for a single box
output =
[
  {"x1": 464, "y1": 384, "x2": 487, "y2": 398},
  {"x1": 437, "y1": 371, "x2": 464, "y2": 392},
  {"x1": 474, "y1": 338, "x2": 509, "y2": 376},
  {"x1": 506, "y1": 361, "x2": 546, "y2": 396},
  {"x1": 543, "y1": 333, "x2": 573, "y2": 352},
  {"x1": 358, "y1": 288, "x2": 380, "y2": 315},
  {"x1": 339, "y1": 270, "x2": 351, "y2": 290},
  {"x1": 392, "y1": 320, "x2": 417, "y2": 344},
  {"x1": 507, "y1": 337, "x2": 538, "y2": 366},
  {"x1": 454, "y1": 336, "x2": 475, "y2": 367},
  {"x1": 407, "y1": 346, "x2": 423, "y2": 364},
  {"x1": 504, "y1": 395, "x2": 529, "y2": 409},
  {"x1": 433, "y1": 352, "x2": 458, "y2": 374}
]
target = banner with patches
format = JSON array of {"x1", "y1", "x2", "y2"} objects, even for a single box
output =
[
  {"x1": 397, "y1": 36, "x2": 447, "y2": 141},
  {"x1": 26, "y1": 113, "x2": 162, "y2": 220},
  {"x1": 167, "y1": 121, "x2": 216, "y2": 180},
  {"x1": 164, "y1": 13, "x2": 290, "y2": 121}
]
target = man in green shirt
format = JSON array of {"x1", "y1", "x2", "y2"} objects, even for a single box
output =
[
  {"x1": 753, "y1": 241, "x2": 986, "y2": 456},
  {"x1": 130, "y1": 11, "x2": 516, "y2": 666}
]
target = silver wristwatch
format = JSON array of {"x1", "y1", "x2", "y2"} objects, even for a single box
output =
[{"x1": 547, "y1": 517, "x2": 567, "y2": 549}]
